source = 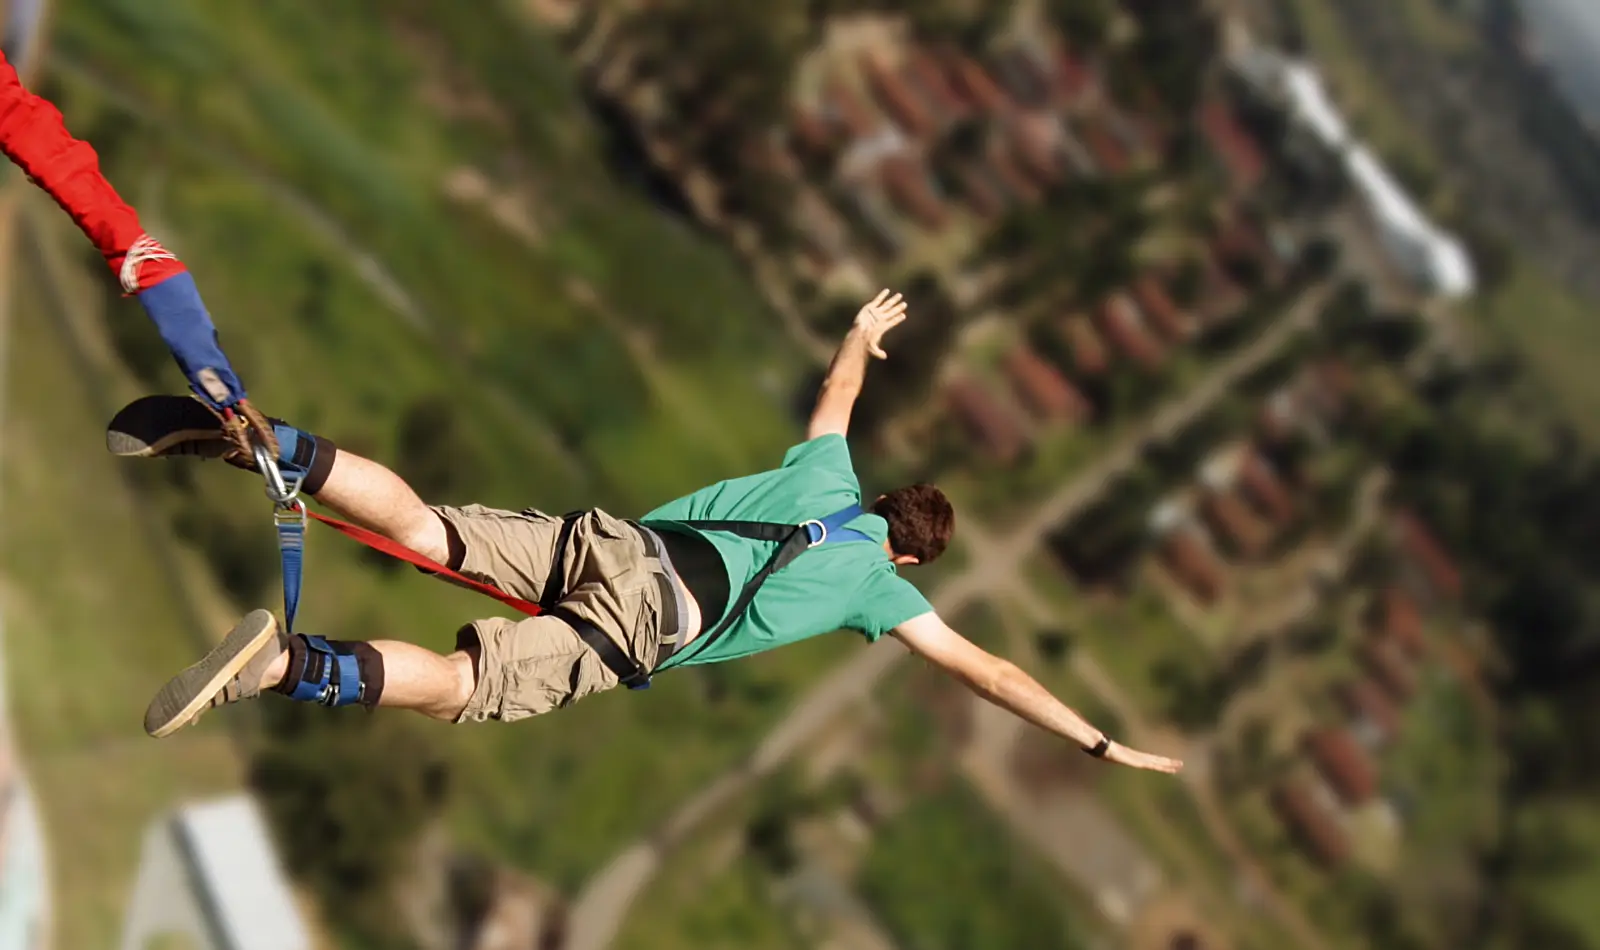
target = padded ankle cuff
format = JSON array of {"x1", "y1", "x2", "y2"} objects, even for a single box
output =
[
  {"x1": 282, "y1": 635, "x2": 364, "y2": 707},
  {"x1": 302, "y1": 435, "x2": 337, "y2": 495}
]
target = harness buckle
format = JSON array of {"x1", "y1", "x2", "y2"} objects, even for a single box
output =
[
  {"x1": 273, "y1": 497, "x2": 308, "y2": 527},
  {"x1": 801, "y1": 519, "x2": 827, "y2": 548}
]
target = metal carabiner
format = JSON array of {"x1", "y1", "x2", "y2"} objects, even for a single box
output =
[{"x1": 252, "y1": 440, "x2": 305, "y2": 510}]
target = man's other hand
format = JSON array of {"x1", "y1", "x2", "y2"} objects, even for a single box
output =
[
  {"x1": 853, "y1": 288, "x2": 908, "y2": 359},
  {"x1": 1103, "y1": 742, "x2": 1184, "y2": 774}
]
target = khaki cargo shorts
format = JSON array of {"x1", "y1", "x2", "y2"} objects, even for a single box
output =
[{"x1": 429, "y1": 504, "x2": 682, "y2": 723}]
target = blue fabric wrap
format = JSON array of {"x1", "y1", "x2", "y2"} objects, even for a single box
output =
[
  {"x1": 134, "y1": 272, "x2": 246, "y2": 409},
  {"x1": 805, "y1": 504, "x2": 876, "y2": 546},
  {"x1": 277, "y1": 516, "x2": 304, "y2": 632},
  {"x1": 286, "y1": 635, "x2": 363, "y2": 707}
]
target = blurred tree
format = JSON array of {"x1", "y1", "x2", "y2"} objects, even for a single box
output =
[
  {"x1": 1153, "y1": 656, "x2": 1227, "y2": 729},
  {"x1": 1035, "y1": 629, "x2": 1074, "y2": 663},
  {"x1": 722, "y1": 162, "x2": 800, "y2": 253},
  {"x1": 986, "y1": 177, "x2": 1153, "y2": 311},
  {"x1": 295, "y1": 259, "x2": 334, "y2": 331},
  {"x1": 172, "y1": 505, "x2": 278, "y2": 606},
  {"x1": 1044, "y1": 0, "x2": 1114, "y2": 47},
  {"x1": 252, "y1": 702, "x2": 451, "y2": 947},
  {"x1": 1118, "y1": 0, "x2": 1218, "y2": 116},
  {"x1": 626, "y1": 0, "x2": 809, "y2": 144},
  {"x1": 396, "y1": 394, "x2": 481, "y2": 504},
  {"x1": 1450, "y1": 216, "x2": 1512, "y2": 294},
  {"x1": 852, "y1": 271, "x2": 961, "y2": 435}
]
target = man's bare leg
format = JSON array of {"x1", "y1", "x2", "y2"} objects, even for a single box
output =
[
  {"x1": 144, "y1": 611, "x2": 482, "y2": 737},
  {"x1": 105, "y1": 395, "x2": 451, "y2": 562},
  {"x1": 254, "y1": 638, "x2": 476, "y2": 721},
  {"x1": 308, "y1": 451, "x2": 450, "y2": 564}
]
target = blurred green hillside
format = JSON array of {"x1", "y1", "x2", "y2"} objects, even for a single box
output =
[{"x1": 3, "y1": 1, "x2": 876, "y2": 946}]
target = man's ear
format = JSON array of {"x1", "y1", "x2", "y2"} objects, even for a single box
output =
[{"x1": 892, "y1": 554, "x2": 921, "y2": 567}]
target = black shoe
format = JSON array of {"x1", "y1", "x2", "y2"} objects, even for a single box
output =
[{"x1": 106, "y1": 394, "x2": 236, "y2": 460}]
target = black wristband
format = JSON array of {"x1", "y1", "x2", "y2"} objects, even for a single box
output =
[{"x1": 1085, "y1": 736, "x2": 1111, "y2": 758}]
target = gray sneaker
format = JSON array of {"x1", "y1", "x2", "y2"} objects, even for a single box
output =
[{"x1": 143, "y1": 609, "x2": 288, "y2": 738}]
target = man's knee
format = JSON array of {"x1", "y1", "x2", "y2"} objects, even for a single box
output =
[
  {"x1": 447, "y1": 645, "x2": 479, "y2": 709},
  {"x1": 440, "y1": 515, "x2": 466, "y2": 571},
  {"x1": 394, "y1": 509, "x2": 456, "y2": 566}
]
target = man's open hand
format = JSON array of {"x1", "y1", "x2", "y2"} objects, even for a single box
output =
[
  {"x1": 1104, "y1": 742, "x2": 1184, "y2": 775},
  {"x1": 853, "y1": 288, "x2": 908, "y2": 359}
]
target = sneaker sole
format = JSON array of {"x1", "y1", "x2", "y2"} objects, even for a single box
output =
[
  {"x1": 144, "y1": 609, "x2": 279, "y2": 738},
  {"x1": 106, "y1": 394, "x2": 230, "y2": 458}
]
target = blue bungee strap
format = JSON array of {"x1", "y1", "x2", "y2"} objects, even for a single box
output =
[
  {"x1": 275, "y1": 502, "x2": 307, "y2": 634},
  {"x1": 285, "y1": 635, "x2": 364, "y2": 707}
]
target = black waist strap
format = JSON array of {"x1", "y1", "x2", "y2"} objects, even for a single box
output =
[
  {"x1": 555, "y1": 606, "x2": 655, "y2": 691},
  {"x1": 563, "y1": 508, "x2": 861, "y2": 687},
  {"x1": 543, "y1": 516, "x2": 681, "y2": 691},
  {"x1": 656, "y1": 528, "x2": 729, "y2": 630}
]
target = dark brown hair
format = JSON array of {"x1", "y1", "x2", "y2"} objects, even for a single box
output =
[{"x1": 873, "y1": 484, "x2": 954, "y2": 563}]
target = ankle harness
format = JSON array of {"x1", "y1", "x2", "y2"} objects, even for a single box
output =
[{"x1": 284, "y1": 635, "x2": 365, "y2": 707}]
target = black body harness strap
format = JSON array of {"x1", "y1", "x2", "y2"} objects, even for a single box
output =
[{"x1": 557, "y1": 504, "x2": 874, "y2": 691}]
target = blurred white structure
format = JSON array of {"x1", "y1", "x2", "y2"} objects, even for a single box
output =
[
  {"x1": 120, "y1": 794, "x2": 312, "y2": 950},
  {"x1": 0, "y1": 5, "x2": 57, "y2": 950},
  {"x1": 0, "y1": 620, "x2": 49, "y2": 950},
  {"x1": 1233, "y1": 45, "x2": 1477, "y2": 299}
]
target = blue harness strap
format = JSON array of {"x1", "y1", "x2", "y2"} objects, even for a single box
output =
[
  {"x1": 275, "y1": 504, "x2": 307, "y2": 634},
  {"x1": 804, "y1": 504, "x2": 875, "y2": 546},
  {"x1": 285, "y1": 635, "x2": 364, "y2": 707}
]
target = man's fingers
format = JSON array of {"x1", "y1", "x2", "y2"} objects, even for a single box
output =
[
  {"x1": 882, "y1": 312, "x2": 908, "y2": 331},
  {"x1": 858, "y1": 291, "x2": 906, "y2": 325},
  {"x1": 870, "y1": 300, "x2": 907, "y2": 322},
  {"x1": 868, "y1": 292, "x2": 903, "y2": 315}
]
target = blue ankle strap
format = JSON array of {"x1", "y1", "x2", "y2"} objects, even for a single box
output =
[{"x1": 285, "y1": 635, "x2": 363, "y2": 707}]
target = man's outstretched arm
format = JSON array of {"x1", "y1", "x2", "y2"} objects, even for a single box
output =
[
  {"x1": 891, "y1": 612, "x2": 1183, "y2": 774},
  {"x1": 807, "y1": 289, "x2": 908, "y2": 440}
]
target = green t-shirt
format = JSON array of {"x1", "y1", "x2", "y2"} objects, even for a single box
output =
[{"x1": 641, "y1": 434, "x2": 933, "y2": 668}]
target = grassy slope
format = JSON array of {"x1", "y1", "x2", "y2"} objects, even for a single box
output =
[
  {"x1": 1, "y1": 257, "x2": 245, "y2": 950},
  {"x1": 858, "y1": 782, "x2": 1091, "y2": 950},
  {"x1": 613, "y1": 835, "x2": 803, "y2": 950},
  {"x1": 3, "y1": 0, "x2": 882, "y2": 932},
  {"x1": 1472, "y1": 260, "x2": 1600, "y2": 440}
]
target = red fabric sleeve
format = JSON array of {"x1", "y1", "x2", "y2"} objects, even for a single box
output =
[{"x1": 0, "y1": 49, "x2": 184, "y2": 291}]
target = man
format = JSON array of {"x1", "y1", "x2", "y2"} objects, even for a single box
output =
[{"x1": 117, "y1": 290, "x2": 1181, "y2": 775}]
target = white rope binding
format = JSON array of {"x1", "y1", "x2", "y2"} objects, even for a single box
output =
[{"x1": 118, "y1": 234, "x2": 178, "y2": 294}]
